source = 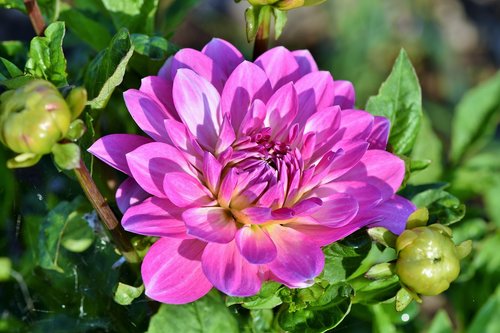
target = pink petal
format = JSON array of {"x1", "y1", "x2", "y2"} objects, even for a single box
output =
[
  {"x1": 202, "y1": 240, "x2": 262, "y2": 297},
  {"x1": 255, "y1": 46, "x2": 301, "y2": 89},
  {"x1": 203, "y1": 152, "x2": 222, "y2": 194},
  {"x1": 202, "y1": 38, "x2": 244, "y2": 80},
  {"x1": 218, "y1": 168, "x2": 238, "y2": 208},
  {"x1": 123, "y1": 90, "x2": 171, "y2": 143},
  {"x1": 312, "y1": 180, "x2": 382, "y2": 209},
  {"x1": 215, "y1": 114, "x2": 236, "y2": 155},
  {"x1": 239, "y1": 99, "x2": 267, "y2": 137},
  {"x1": 236, "y1": 225, "x2": 277, "y2": 264},
  {"x1": 292, "y1": 49, "x2": 318, "y2": 75},
  {"x1": 324, "y1": 141, "x2": 369, "y2": 181},
  {"x1": 170, "y1": 48, "x2": 225, "y2": 91},
  {"x1": 266, "y1": 225, "x2": 324, "y2": 287},
  {"x1": 88, "y1": 134, "x2": 152, "y2": 176},
  {"x1": 115, "y1": 178, "x2": 150, "y2": 213},
  {"x1": 293, "y1": 71, "x2": 335, "y2": 127},
  {"x1": 333, "y1": 80, "x2": 355, "y2": 109},
  {"x1": 164, "y1": 119, "x2": 204, "y2": 169},
  {"x1": 365, "y1": 195, "x2": 415, "y2": 234},
  {"x1": 338, "y1": 109, "x2": 374, "y2": 142},
  {"x1": 173, "y1": 69, "x2": 221, "y2": 151},
  {"x1": 303, "y1": 106, "x2": 341, "y2": 143},
  {"x1": 287, "y1": 223, "x2": 346, "y2": 246},
  {"x1": 310, "y1": 193, "x2": 358, "y2": 227},
  {"x1": 337, "y1": 150, "x2": 405, "y2": 200},
  {"x1": 142, "y1": 238, "x2": 212, "y2": 304},
  {"x1": 126, "y1": 142, "x2": 194, "y2": 198},
  {"x1": 183, "y1": 207, "x2": 237, "y2": 243},
  {"x1": 122, "y1": 197, "x2": 188, "y2": 238},
  {"x1": 163, "y1": 172, "x2": 213, "y2": 208},
  {"x1": 368, "y1": 116, "x2": 390, "y2": 150},
  {"x1": 139, "y1": 76, "x2": 178, "y2": 120},
  {"x1": 221, "y1": 61, "x2": 272, "y2": 135},
  {"x1": 264, "y1": 82, "x2": 298, "y2": 139}
]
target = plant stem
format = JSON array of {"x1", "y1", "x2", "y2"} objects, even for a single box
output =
[
  {"x1": 74, "y1": 159, "x2": 140, "y2": 264},
  {"x1": 24, "y1": 0, "x2": 46, "y2": 36},
  {"x1": 253, "y1": 6, "x2": 273, "y2": 60}
]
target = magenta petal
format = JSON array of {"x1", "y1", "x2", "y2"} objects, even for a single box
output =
[
  {"x1": 173, "y1": 68, "x2": 221, "y2": 151},
  {"x1": 203, "y1": 152, "x2": 222, "y2": 194},
  {"x1": 202, "y1": 240, "x2": 262, "y2": 297},
  {"x1": 122, "y1": 197, "x2": 188, "y2": 238},
  {"x1": 142, "y1": 238, "x2": 212, "y2": 304},
  {"x1": 292, "y1": 49, "x2": 318, "y2": 75},
  {"x1": 311, "y1": 193, "x2": 358, "y2": 227},
  {"x1": 202, "y1": 38, "x2": 244, "y2": 79},
  {"x1": 287, "y1": 223, "x2": 346, "y2": 246},
  {"x1": 163, "y1": 172, "x2": 213, "y2": 208},
  {"x1": 255, "y1": 46, "x2": 301, "y2": 89},
  {"x1": 333, "y1": 80, "x2": 355, "y2": 109},
  {"x1": 266, "y1": 225, "x2": 324, "y2": 287},
  {"x1": 116, "y1": 178, "x2": 150, "y2": 213},
  {"x1": 126, "y1": 142, "x2": 194, "y2": 198},
  {"x1": 218, "y1": 168, "x2": 238, "y2": 207},
  {"x1": 164, "y1": 119, "x2": 204, "y2": 169},
  {"x1": 236, "y1": 225, "x2": 277, "y2": 264},
  {"x1": 368, "y1": 116, "x2": 390, "y2": 150},
  {"x1": 183, "y1": 207, "x2": 236, "y2": 243},
  {"x1": 313, "y1": 181, "x2": 382, "y2": 209},
  {"x1": 338, "y1": 150, "x2": 405, "y2": 200},
  {"x1": 366, "y1": 195, "x2": 415, "y2": 234},
  {"x1": 338, "y1": 109, "x2": 374, "y2": 142},
  {"x1": 303, "y1": 106, "x2": 341, "y2": 143},
  {"x1": 325, "y1": 141, "x2": 369, "y2": 181},
  {"x1": 139, "y1": 76, "x2": 178, "y2": 120},
  {"x1": 215, "y1": 114, "x2": 236, "y2": 155},
  {"x1": 221, "y1": 61, "x2": 272, "y2": 134},
  {"x1": 293, "y1": 71, "x2": 335, "y2": 127},
  {"x1": 88, "y1": 134, "x2": 152, "y2": 176},
  {"x1": 123, "y1": 90, "x2": 171, "y2": 143},
  {"x1": 265, "y1": 82, "x2": 298, "y2": 139}
]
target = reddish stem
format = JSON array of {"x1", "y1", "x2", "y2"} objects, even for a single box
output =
[{"x1": 23, "y1": 0, "x2": 46, "y2": 36}]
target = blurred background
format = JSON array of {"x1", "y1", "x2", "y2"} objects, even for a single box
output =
[{"x1": 1, "y1": 0, "x2": 499, "y2": 332}]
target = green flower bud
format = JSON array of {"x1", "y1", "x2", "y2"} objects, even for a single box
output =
[
  {"x1": 0, "y1": 80, "x2": 71, "y2": 155},
  {"x1": 395, "y1": 224, "x2": 471, "y2": 296}
]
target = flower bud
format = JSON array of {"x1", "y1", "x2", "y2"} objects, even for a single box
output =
[
  {"x1": 0, "y1": 80, "x2": 71, "y2": 155},
  {"x1": 395, "y1": 224, "x2": 471, "y2": 296}
]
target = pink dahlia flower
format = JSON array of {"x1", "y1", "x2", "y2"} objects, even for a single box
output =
[{"x1": 89, "y1": 39, "x2": 415, "y2": 304}]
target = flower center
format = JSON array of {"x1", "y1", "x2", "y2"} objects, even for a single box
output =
[{"x1": 252, "y1": 127, "x2": 291, "y2": 168}]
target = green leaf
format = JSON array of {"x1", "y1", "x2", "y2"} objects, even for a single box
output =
[
  {"x1": 245, "y1": 6, "x2": 262, "y2": 42},
  {"x1": 113, "y1": 282, "x2": 144, "y2": 305},
  {"x1": 147, "y1": 291, "x2": 239, "y2": 333},
  {"x1": 0, "y1": 257, "x2": 12, "y2": 281},
  {"x1": 38, "y1": 0, "x2": 61, "y2": 22},
  {"x1": 131, "y1": 34, "x2": 175, "y2": 60},
  {"x1": 467, "y1": 285, "x2": 500, "y2": 333},
  {"x1": 278, "y1": 286, "x2": 352, "y2": 333},
  {"x1": 371, "y1": 304, "x2": 397, "y2": 333},
  {"x1": 226, "y1": 282, "x2": 283, "y2": 310},
  {"x1": 59, "y1": 8, "x2": 112, "y2": 51},
  {"x1": 60, "y1": 208, "x2": 95, "y2": 252},
  {"x1": 350, "y1": 275, "x2": 400, "y2": 304},
  {"x1": 451, "y1": 72, "x2": 500, "y2": 164},
  {"x1": 159, "y1": 0, "x2": 200, "y2": 35},
  {"x1": 51, "y1": 142, "x2": 81, "y2": 170},
  {"x1": 38, "y1": 197, "x2": 90, "y2": 272},
  {"x1": 411, "y1": 188, "x2": 465, "y2": 225},
  {"x1": 25, "y1": 21, "x2": 67, "y2": 87},
  {"x1": 273, "y1": 8, "x2": 288, "y2": 39},
  {"x1": 485, "y1": 185, "x2": 500, "y2": 228},
  {"x1": 0, "y1": 57, "x2": 23, "y2": 80},
  {"x1": 101, "y1": 0, "x2": 159, "y2": 34},
  {"x1": 366, "y1": 49, "x2": 422, "y2": 155},
  {"x1": 428, "y1": 310, "x2": 453, "y2": 333},
  {"x1": 85, "y1": 28, "x2": 134, "y2": 110},
  {"x1": 0, "y1": 0, "x2": 24, "y2": 11}
]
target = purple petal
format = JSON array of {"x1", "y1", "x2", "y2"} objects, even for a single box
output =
[
  {"x1": 264, "y1": 82, "x2": 298, "y2": 139},
  {"x1": 292, "y1": 49, "x2": 318, "y2": 75},
  {"x1": 163, "y1": 172, "x2": 213, "y2": 207},
  {"x1": 218, "y1": 168, "x2": 238, "y2": 208},
  {"x1": 202, "y1": 38, "x2": 244, "y2": 80},
  {"x1": 366, "y1": 195, "x2": 415, "y2": 234},
  {"x1": 124, "y1": 90, "x2": 171, "y2": 143},
  {"x1": 239, "y1": 99, "x2": 267, "y2": 137},
  {"x1": 255, "y1": 46, "x2": 301, "y2": 89},
  {"x1": 142, "y1": 238, "x2": 212, "y2": 304},
  {"x1": 312, "y1": 180, "x2": 382, "y2": 209},
  {"x1": 116, "y1": 178, "x2": 150, "y2": 213},
  {"x1": 293, "y1": 71, "x2": 335, "y2": 127},
  {"x1": 203, "y1": 152, "x2": 222, "y2": 194},
  {"x1": 333, "y1": 80, "x2": 355, "y2": 109},
  {"x1": 310, "y1": 193, "x2": 358, "y2": 227},
  {"x1": 337, "y1": 150, "x2": 406, "y2": 200},
  {"x1": 215, "y1": 114, "x2": 236, "y2": 155},
  {"x1": 202, "y1": 240, "x2": 262, "y2": 297},
  {"x1": 368, "y1": 116, "x2": 390, "y2": 150},
  {"x1": 122, "y1": 197, "x2": 188, "y2": 238},
  {"x1": 303, "y1": 106, "x2": 341, "y2": 143},
  {"x1": 173, "y1": 68, "x2": 221, "y2": 151},
  {"x1": 324, "y1": 141, "x2": 369, "y2": 181},
  {"x1": 266, "y1": 225, "x2": 324, "y2": 287},
  {"x1": 139, "y1": 76, "x2": 178, "y2": 120},
  {"x1": 126, "y1": 142, "x2": 194, "y2": 198},
  {"x1": 164, "y1": 119, "x2": 204, "y2": 169},
  {"x1": 88, "y1": 134, "x2": 152, "y2": 176},
  {"x1": 287, "y1": 223, "x2": 346, "y2": 246},
  {"x1": 292, "y1": 198, "x2": 323, "y2": 215},
  {"x1": 338, "y1": 109, "x2": 374, "y2": 142},
  {"x1": 221, "y1": 61, "x2": 272, "y2": 135},
  {"x1": 183, "y1": 207, "x2": 237, "y2": 243},
  {"x1": 236, "y1": 225, "x2": 277, "y2": 264}
]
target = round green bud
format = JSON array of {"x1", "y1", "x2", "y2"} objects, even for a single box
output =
[
  {"x1": 395, "y1": 225, "x2": 463, "y2": 296},
  {"x1": 0, "y1": 80, "x2": 71, "y2": 155}
]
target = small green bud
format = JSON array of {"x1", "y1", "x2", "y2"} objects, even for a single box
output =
[
  {"x1": 365, "y1": 263, "x2": 395, "y2": 280},
  {"x1": 248, "y1": 0, "x2": 279, "y2": 5},
  {"x1": 65, "y1": 87, "x2": 87, "y2": 120},
  {"x1": 275, "y1": 0, "x2": 305, "y2": 10},
  {"x1": 395, "y1": 225, "x2": 470, "y2": 296},
  {"x1": 0, "y1": 80, "x2": 71, "y2": 156}
]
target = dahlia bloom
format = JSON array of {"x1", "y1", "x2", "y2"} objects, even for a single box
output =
[{"x1": 89, "y1": 39, "x2": 415, "y2": 304}]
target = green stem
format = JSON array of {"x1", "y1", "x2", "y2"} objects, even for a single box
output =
[
  {"x1": 23, "y1": 0, "x2": 46, "y2": 36},
  {"x1": 253, "y1": 6, "x2": 273, "y2": 60},
  {"x1": 74, "y1": 159, "x2": 140, "y2": 264}
]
